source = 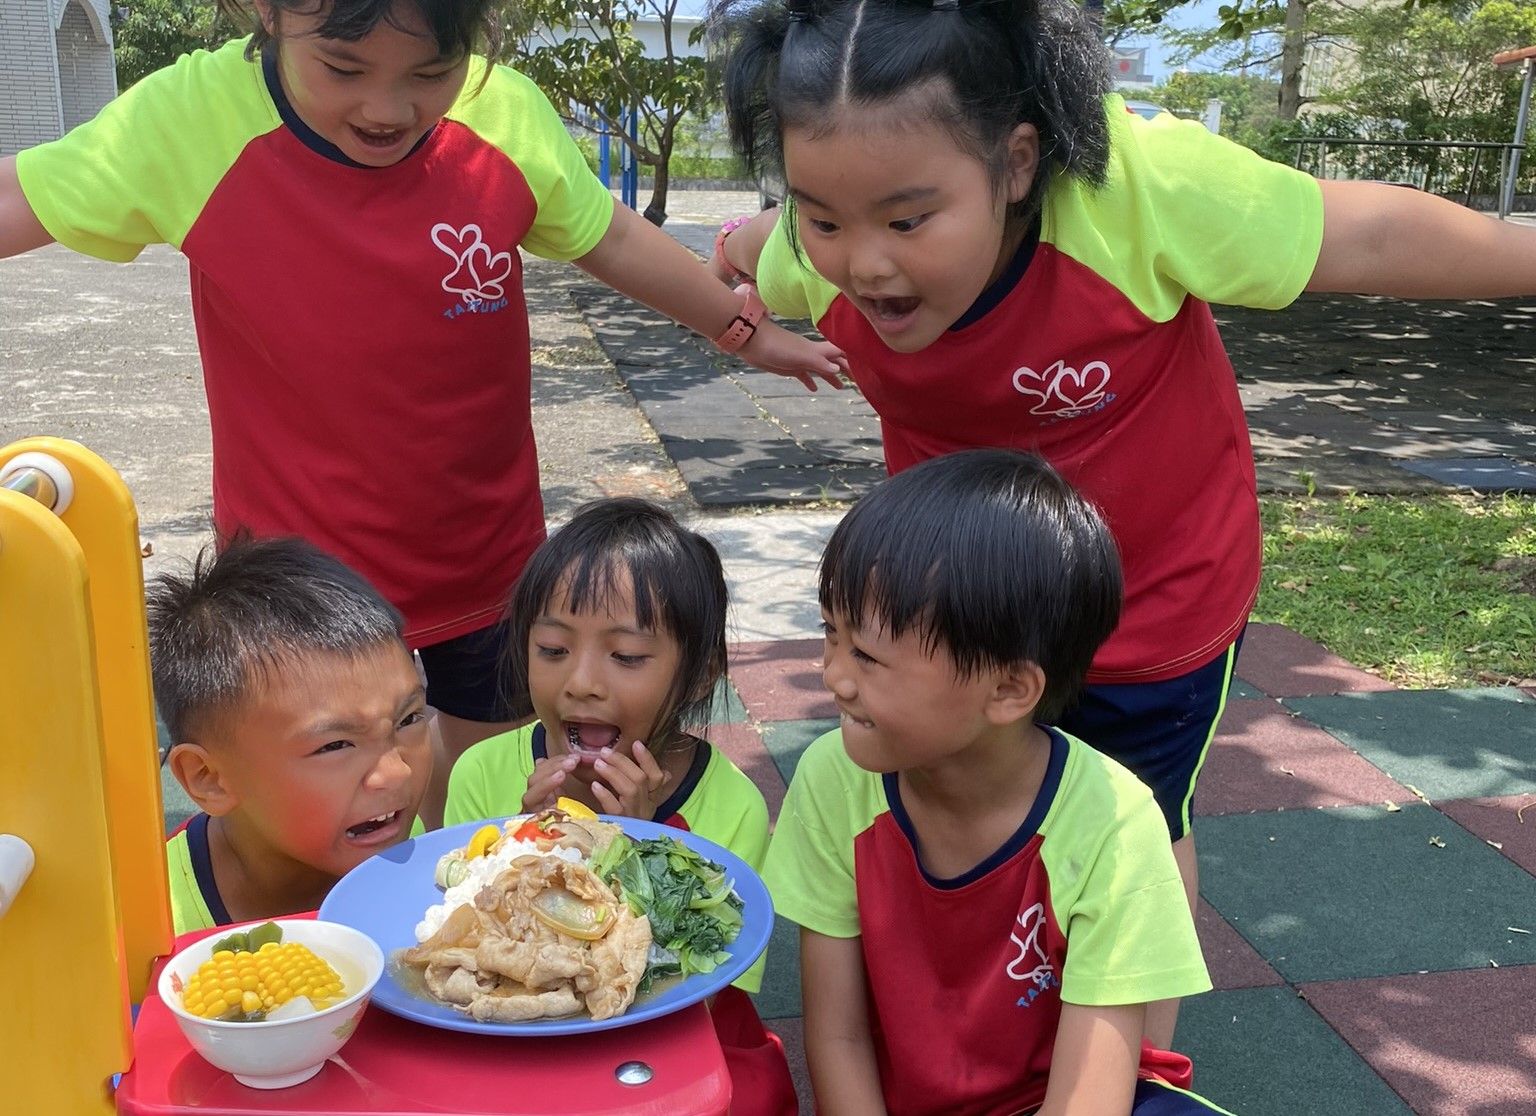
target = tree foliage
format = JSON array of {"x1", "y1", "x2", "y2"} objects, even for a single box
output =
[
  {"x1": 499, "y1": 0, "x2": 718, "y2": 225},
  {"x1": 111, "y1": 0, "x2": 228, "y2": 89},
  {"x1": 1284, "y1": 0, "x2": 1536, "y2": 199}
]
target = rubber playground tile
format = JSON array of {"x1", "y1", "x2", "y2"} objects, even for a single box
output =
[
  {"x1": 1176, "y1": 986, "x2": 1412, "y2": 1116},
  {"x1": 709, "y1": 722, "x2": 788, "y2": 820},
  {"x1": 1194, "y1": 699, "x2": 1412, "y2": 816},
  {"x1": 1437, "y1": 794, "x2": 1536, "y2": 877},
  {"x1": 755, "y1": 914, "x2": 804, "y2": 1021},
  {"x1": 1228, "y1": 678, "x2": 1266, "y2": 702},
  {"x1": 1284, "y1": 688, "x2": 1536, "y2": 802},
  {"x1": 1196, "y1": 900, "x2": 1283, "y2": 991},
  {"x1": 708, "y1": 677, "x2": 749, "y2": 724},
  {"x1": 760, "y1": 719, "x2": 839, "y2": 786},
  {"x1": 1301, "y1": 965, "x2": 1536, "y2": 1116},
  {"x1": 728, "y1": 639, "x2": 836, "y2": 723},
  {"x1": 1394, "y1": 455, "x2": 1536, "y2": 493},
  {"x1": 1235, "y1": 623, "x2": 1398, "y2": 698},
  {"x1": 1196, "y1": 804, "x2": 1536, "y2": 983}
]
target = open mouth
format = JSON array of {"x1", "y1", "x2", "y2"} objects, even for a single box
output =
[
  {"x1": 350, "y1": 125, "x2": 407, "y2": 150},
  {"x1": 345, "y1": 810, "x2": 403, "y2": 841},
  {"x1": 840, "y1": 710, "x2": 875, "y2": 731},
  {"x1": 563, "y1": 721, "x2": 622, "y2": 761},
  {"x1": 863, "y1": 295, "x2": 921, "y2": 324}
]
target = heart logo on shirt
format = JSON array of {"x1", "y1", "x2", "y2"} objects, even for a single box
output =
[
  {"x1": 431, "y1": 222, "x2": 514, "y2": 303},
  {"x1": 1011, "y1": 359, "x2": 1112, "y2": 417}
]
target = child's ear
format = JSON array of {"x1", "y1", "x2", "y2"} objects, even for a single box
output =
[
  {"x1": 166, "y1": 742, "x2": 240, "y2": 818},
  {"x1": 1003, "y1": 123, "x2": 1040, "y2": 206},
  {"x1": 252, "y1": 0, "x2": 276, "y2": 35},
  {"x1": 984, "y1": 660, "x2": 1047, "y2": 726}
]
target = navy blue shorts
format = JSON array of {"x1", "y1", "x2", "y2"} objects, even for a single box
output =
[
  {"x1": 415, "y1": 619, "x2": 515, "y2": 724},
  {"x1": 1127, "y1": 1080, "x2": 1234, "y2": 1114},
  {"x1": 1058, "y1": 633, "x2": 1243, "y2": 842}
]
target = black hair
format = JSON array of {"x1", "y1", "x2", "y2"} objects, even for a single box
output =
[
  {"x1": 505, "y1": 498, "x2": 730, "y2": 753},
  {"x1": 222, "y1": 0, "x2": 502, "y2": 65},
  {"x1": 147, "y1": 535, "x2": 406, "y2": 743},
  {"x1": 714, "y1": 0, "x2": 1112, "y2": 228},
  {"x1": 819, "y1": 449, "x2": 1121, "y2": 721}
]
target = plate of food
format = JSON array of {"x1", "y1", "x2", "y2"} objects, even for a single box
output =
[{"x1": 317, "y1": 807, "x2": 774, "y2": 1035}]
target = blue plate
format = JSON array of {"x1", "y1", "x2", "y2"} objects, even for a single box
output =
[{"x1": 318, "y1": 817, "x2": 774, "y2": 1036}]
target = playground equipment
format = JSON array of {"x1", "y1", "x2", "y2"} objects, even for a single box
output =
[{"x1": 0, "y1": 438, "x2": 173, "y2": 1115}]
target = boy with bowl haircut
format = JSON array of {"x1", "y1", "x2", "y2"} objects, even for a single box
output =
[
  {"x1": 149, "y1": 536, "x2": 432, "y2": 934},
  {"x1": 766, "y1": 450, "x2": 1223, "y2": 1115}
]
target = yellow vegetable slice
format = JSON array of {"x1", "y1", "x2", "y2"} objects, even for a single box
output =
[
  {"x1": 465, "y1": 823, "x2": 502, "y2": 859},
  {"x1": 556, "y1": 796, "x2": 598, "y2": 821}
]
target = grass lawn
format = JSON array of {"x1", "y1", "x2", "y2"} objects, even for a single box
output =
[{"x1": 1256, "y1": 493, "x2": 1536, "y2": 688}]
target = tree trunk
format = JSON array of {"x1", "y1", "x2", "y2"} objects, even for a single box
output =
[
  {"x1": 643, "y1": 155, "x2": 669, "y2": 226},
  {"x1": 1278, "y1": 0, "x2": 1308, "y2": 121}
]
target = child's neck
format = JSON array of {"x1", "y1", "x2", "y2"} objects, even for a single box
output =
[
  {"x1": 897, "y1": 722, "x2": 1054, "y2": 881},
  {"x1": 207, "y1": 814, "x2": 339, "y2": 924}
]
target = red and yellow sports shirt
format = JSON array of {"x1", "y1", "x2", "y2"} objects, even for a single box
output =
[
  {"x1": 17, "y1": 41, "x2": 615, "y2": 644},
  {"x1": 764, "y1": 728, "x2": 1211, "y2": 1116},
  {"x1": 757, "y1": 99, "x2": 1324, "y2": 682}
]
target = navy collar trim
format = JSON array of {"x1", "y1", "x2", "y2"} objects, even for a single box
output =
[
  {"x1": 186, "y1": 813, "x2": 235, "y2": 926},
  {"x1": 261, "y1": 47, "x2": 436, "y2": 169},
  {"x1": 949, "y1": 216, "x2": 1042, "y2": 332},
  {"x1": 883, "y1": 726, "x2": 1068, "y2": 890},
  {"x1": 531, "y1": 722, "x2": 712, "y2": 823}
]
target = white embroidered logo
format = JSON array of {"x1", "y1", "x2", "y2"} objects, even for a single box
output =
[
  {"x1": 1007, "y1": 902, "x2": 1061, "y2": 1008},
  {"x1": 1011, "y1": 359, "x2": 1113, "y2": 417},
  {"x1": 431, "y1": 222, "x2": 513, "y2": 303},
  {"x1": 1006, "y1": 902, "x2": 1053, "y2": 984}
]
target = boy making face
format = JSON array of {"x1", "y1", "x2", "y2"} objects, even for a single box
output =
[{"x1": 151, "y1": 537, "x2": 431, "y2": 932}]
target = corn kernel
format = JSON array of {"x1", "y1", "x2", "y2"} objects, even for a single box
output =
[{"x1": 241, "y1": 991, "x2": 262, "y2": 1014}]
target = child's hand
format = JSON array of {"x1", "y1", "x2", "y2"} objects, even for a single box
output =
[
  {"x1": 521, "y1": 754, "x2": 579, "y2": 813},
  {"x1": 739, "y1": 319, "x2": 849, "y2": 392},
  {"x1": 590, "y1": 741, "x2": 668, "y2": 820}
]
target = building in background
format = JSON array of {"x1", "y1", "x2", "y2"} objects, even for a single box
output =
[{"x1": 0, "y1": 0, "x2": 117, "y2": 156}]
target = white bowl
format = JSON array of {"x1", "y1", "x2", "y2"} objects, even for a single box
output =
[{"x1": 158, "y1": 918, "x2": 384, "y2": 1089}]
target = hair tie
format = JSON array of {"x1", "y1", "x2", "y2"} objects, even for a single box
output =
[
  {"x1": 787, "y1": 0, "x2": 815, "y2": 21},
  {"x1": 932, "y1": 0, "x2": 960, "y2": 9}
]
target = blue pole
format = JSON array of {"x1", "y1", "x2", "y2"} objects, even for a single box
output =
[
  {"x1": 598, "y1": 130, "x2": 611, "y2": 188},
  {"x1": 623, "y1": 106, "x2": 639, "y2": 210}
]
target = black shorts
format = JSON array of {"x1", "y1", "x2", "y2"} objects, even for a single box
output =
[
  {"x1": 415, "y1": 619, "x2": 515, "y2": 724},
  {"x1": 1058, "y1": 632, "x2": 1244, "y2": 842}
]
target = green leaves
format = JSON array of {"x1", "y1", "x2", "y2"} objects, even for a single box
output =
[{"x1": 592, "y1": 833, "x2": 745, "y2": 985}]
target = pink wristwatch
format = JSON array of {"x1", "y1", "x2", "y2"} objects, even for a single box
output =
[
  {"x1": 712, "y1": 284, "x2": 766, "y2": 353},
  {"x1": 713, "y1": 216, "x2": 755, "y2": 285}
]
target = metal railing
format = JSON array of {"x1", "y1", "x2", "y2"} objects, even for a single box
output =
[{"x1": 1286, "y1": 137, "x2": 1528, "y2": 217}]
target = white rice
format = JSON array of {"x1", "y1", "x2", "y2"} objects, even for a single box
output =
[{"x1": 414, "y1": 837, "x2": 585, "y2": 942}]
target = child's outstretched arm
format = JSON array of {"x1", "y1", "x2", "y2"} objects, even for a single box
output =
[
  {"x1": 1036, "y1": 1002, "x2": 1145, "y2": 1116},
  {"x1": 709, "y1": 207, "x2": 780, "y2": 285},
  {"x1": 801, "y1": 928, "x2": 887, "y2": 1115},
  {"x1": 0, "y1": 157, "x2": 54, "y2": 259},
  {"x1": 1310, "y1": 180, "x2": 1536, "y2": 298},
  {"x1": 576, "y1": 204, "x2": 845, "y2": 391}
]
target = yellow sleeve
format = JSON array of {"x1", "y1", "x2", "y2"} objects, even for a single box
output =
[
  {"x1": 1044, "y1": 96, "x2": 1324, "y2": 321},
  {"x1": 15, "y1": 39, "x2": 276, "y2": 260},
  {"x1": 756, "y1": 203, "x2": 840, "y2": 323},
  {"x1": 443, "y1": 726, "x2": 537, "y2": 826},
  {"x1": 451, "y1": 64, "x2": 615, "y2": 262}
]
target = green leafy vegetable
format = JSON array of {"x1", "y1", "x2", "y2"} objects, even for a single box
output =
[{"x1": 592, "y1": 834, "x2": 745, "y2": 990}]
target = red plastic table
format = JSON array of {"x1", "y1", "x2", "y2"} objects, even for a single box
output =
[{"x1": 115, "y1": 929, "x2": 732, "y2": 1116}]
